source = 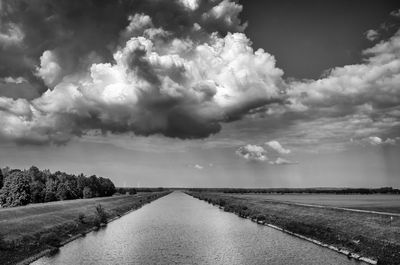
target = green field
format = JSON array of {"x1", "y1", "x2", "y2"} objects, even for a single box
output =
[
  {"x1": 0, "y1": 192, "x2": 169, "y2": 265},
  {"x1": 188, "y1": 192, "x2": 400, "y2": 265},
  {"x1": 228, "y1": 194, "x2": 400, "y2": 214}
]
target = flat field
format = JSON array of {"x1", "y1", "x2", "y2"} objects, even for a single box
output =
[
  {"x1": 0, "y1": 192, "x2": 169, "y2": 265},
  {"x1": 227, "y1": 193, "x2": 400, "y2": 214}
]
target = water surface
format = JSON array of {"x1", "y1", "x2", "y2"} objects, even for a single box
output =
[{"x1": 32, "y1": 192, "x2": 366, "y2": 265}]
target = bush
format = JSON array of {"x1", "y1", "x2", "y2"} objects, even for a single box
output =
[
  {"x1": 0, "y1": 234, "x2": 6, "y2": 250},
  {"x1": 95, "y1": 204, "x2": 107, "y2": 223},
  {"x1": 39, "y1": 232, "x2": 61, "y2": 247},
  {"x1": 77, "y1": 213, "x2": 85, "y2": 224},
  {"x1": 0, "y1": 171, "x2": 31, "y2": 207},
  {"x1": 218, "y1": 199, "x2": 226, "y2": 206},
  {"x1": 257, "y1": 215, "x2": 266, "y2": 221},
  {"x1": 93, "y1": 217, "x2": 101, "y2": 228},
  {"x1": 83, "y1": 186, "x2": 93, "y2": 198}
]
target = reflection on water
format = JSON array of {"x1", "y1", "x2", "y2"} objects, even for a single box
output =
[{"x1": 32, "y1": 192, "x2": 365, "y2": 265}]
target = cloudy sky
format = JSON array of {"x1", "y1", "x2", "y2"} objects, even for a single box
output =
[{"x1": 0, "y1": 0, "x2": 399, "y2": 188}]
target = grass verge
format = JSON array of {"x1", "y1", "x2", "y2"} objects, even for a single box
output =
[
  {"x1": 0, "y1": 191, "x2": 170, "y2": 265},
  {"x1": 187, "y1": 192, "x2": 400, "y2": 265}
]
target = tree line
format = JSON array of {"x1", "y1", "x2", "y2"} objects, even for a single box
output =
[
  {"x1": 0, "y1": 166, "x2": 116, "y2": 208},
  {"x1": 115, "y1": 187, "x2": 166, "y2": 195},
  {"x1": 187, "y1": 187, "x2": 400, "y2": 194}
]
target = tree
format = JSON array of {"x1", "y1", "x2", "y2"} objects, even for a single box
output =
[
  {"x1": 56, "y1": 182, "x2": 70, "y2": 200},
  {"x1": 0, "y1": 165, "x2": 117, "y2": 207},
  {"x1": 83, "y1": 186, "x2": 93, "y2": 198},
  {"x1": 1, "y1": 167, "x2": 10, "y2": 178},
  {"x1": 0, "y1": 171, "x2": 31, "y2": 207},
  {"x1": 88, "y1": 175, "x2": 101, "y2": 197},
  {"x1": 55, "y1": 173, "x2": 79, "y2": 200},
  {"x1": 44, "y1": 175, "x2": 58, "y2": 202},
  {"x1": 28, "y1": 166, "x2": 46, "y2": 203},
  {"x1": 30, "y1": 181, "x2": 45, "y2": 203},
  {"x1": 0, "y1": 168, "x2": 3, "y2": 190},
  {"x1": 27, "y1": 166, "x2": 43, "y2": 182},
  {"x1": 76, "y1": 174, "x2": 87, "y2": 198},
  {"x1": 98, "y1": 177, "x2": 116, "y2": 197}
]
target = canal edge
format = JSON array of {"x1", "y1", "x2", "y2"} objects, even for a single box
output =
[
  {"x1": 187, "y1": 193, "x2": 378, "y2": 265},
  {"x1": 17, "y1": 209, "x2": 135, "y2": 265},
  {"x1": 17, "y1": 193, "x2": 169, "y2": 265},
  {"x1": 260, "y1": 221, "x2": 377, "y2": 265},
  {"x1": 233, "y1": 208, "x2": 378, "y2": 264}
]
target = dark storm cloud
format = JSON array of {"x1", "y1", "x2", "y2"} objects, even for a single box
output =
[
  {"x1": 0, "y1": 0, "x2": 129, "y2": 93},
  {"x1": 0, "y1": 0, "x2": 286, "y2": 144},
  {"x1": 0, "y1": 0, "x2": 247, "y2": 96}
]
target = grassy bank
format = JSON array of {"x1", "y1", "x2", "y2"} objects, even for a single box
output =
[
  {"x1": 0, "y1": 191, "x2": 170, "y2": 265},
  {"x1": 228, "y1": 193, "x2": 400, "y2": 214},
  {"x1": 187, "y1": 192, "x2": 400, "y2": 265}
]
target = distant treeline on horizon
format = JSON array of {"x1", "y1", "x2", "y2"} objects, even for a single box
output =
[
  {"x1": 186, "y1": 187, "x2": 400, "y2": 194},
  {"x1": 115, "y1": 187, "x2": 166, "y2": 194},
  {"x1": 0, "y1": 166, "x2": 116, "y2": 208}
]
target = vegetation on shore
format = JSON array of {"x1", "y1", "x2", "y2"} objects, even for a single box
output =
[
  {"x1": 0, "y1": 191, "x2": 170, "y2": 265},
  {"x1": 0, "y1": 166, "x2": 116, "y2": 208},
  {"x1": 187, "y1": 192, "x2": 400, "y2": 265}
]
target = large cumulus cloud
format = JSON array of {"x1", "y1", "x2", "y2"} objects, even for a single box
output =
[
  {"x1": 1, "y1": 0, "x2": 399, "y2": 150},
  {"x1": 0, "y1": 0, "x2": 286, "y2": 144},
  {"x1": 272, "y1": 28, "x2": 400, "y2": 152},
  {"x1": 0, "y1": 0, "x2": 248, "y2": 94},
  {"x1": 227, "y1": 26, "x2": 400, "y2": 153},
  {"x1": 288, "y1": 30, "x2": 400, "y2": 112}
]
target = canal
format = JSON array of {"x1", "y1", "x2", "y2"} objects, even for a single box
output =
[{"x1": 32, "y1": 191, "x2": 366, "y2": 265}]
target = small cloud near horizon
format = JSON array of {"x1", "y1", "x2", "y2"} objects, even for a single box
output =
[
  {"x1": 236, "y1": 144, "x2": 268, "y2": 161},
  {"x1": 364, "y1": 136, "x2": 396, "y2": 146},
  {"x1": 269, "y1": 157, "x2": 297, "y2": 165},
  {"x1": 194, "y1": 164, "x2": 204, "y2": 170},
  {"x1": 265, "y1": 140, "x2": 291, "y2": 154},
  {"x1": 236, "y1": 143, "x2": 296, "y2": 165},
  {"x1": 365, "y1": 29, "x2": 379, "y2": 41}
]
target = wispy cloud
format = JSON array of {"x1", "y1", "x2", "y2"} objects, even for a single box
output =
[
  {"x1": 194, "y1": 164, "x2": 204, "y2": 170},
  {"x1": 269, "y1": 157, "x2": 297, "y2": 165}
]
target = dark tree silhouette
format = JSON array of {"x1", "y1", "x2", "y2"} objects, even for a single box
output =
[
  {"x1": 0, "y1": 168, "x2": 3, "y2": 190},
  {"x1": 0, "y1": 171, "x2": 31, "y2": 207},
  {"x1": 0, "y1": 166, "x2": 117, "y2": 207},
  {"x1": 83, "y1": 186, "x2": 93, "y2": 198}
]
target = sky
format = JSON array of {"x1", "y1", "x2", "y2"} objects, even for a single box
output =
[{"x1": 0, "y1": 0, "x2": 400, "y2": 188}]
